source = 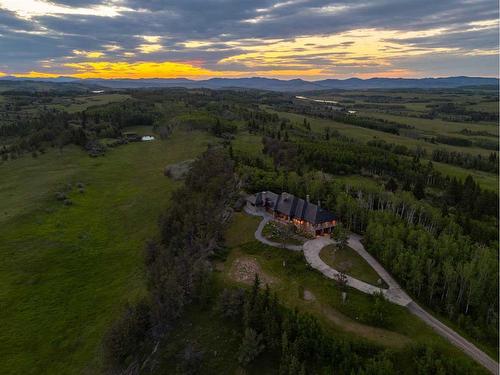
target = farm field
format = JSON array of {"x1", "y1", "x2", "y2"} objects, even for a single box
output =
[{"x1": 0, "y1": 128, "x2": 214, "y2": 375}]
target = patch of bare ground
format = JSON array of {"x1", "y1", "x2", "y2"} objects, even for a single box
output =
[
  {"x1": 229, "y1": 257, "x2": 277, "y2": 286},
  {"x1": 214, "y1": 261, "x2": 225, "y2": 272},
  {"x1": 319, "y1": 304, "x2": 411, "y2": 348},
  {"x1": 303, "y1": 289, "x2": 316, "y2": 301}
]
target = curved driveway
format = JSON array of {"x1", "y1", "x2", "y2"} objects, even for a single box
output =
[
  {"x1": 243, "y1": 205, "x2": 498, "y2": 374},
  {"x1": 303, "y1": 236, "x2": 411, "y2": 306}
]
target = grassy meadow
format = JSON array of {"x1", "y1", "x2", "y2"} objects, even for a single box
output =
[
  {"x1": 273, "y1": 110, "x2": 498, "y2": 192},
  {"x1": 46, "y1": 94, "x2": 131, "y2": 113},
  {"x1": 0, "y1": 128, "x2": 215, "y2": 375}
]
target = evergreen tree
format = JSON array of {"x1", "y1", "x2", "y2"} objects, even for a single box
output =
[
  {"x1": 331, "y1": 223, "x2": 349, "y2": 250},
  {"x1": 238, "y1": 328, "x2": 265, "y2": 366},
  {"x1": 385, "y1": 178, "x2": 398, "y2": 192},
  {"x1": 413, "y1": 179, "x2": 425, "y2": 200}
]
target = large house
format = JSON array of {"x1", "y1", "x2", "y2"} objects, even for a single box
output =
[{"x1": 247, "y1": 191, "x2": 337, "y2": 235}]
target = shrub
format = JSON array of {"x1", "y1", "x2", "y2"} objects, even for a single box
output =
[
  {"x1": 55, "y1": 192, "x2": 67, "y2": 201},
  {"x1": 103, "y1": 300, "x2": 151, "y2": 369}
]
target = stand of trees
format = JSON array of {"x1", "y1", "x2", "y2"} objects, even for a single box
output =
[
  {"x1": 0, "y1": 99, "x2": 159, "y2": 160},
  {"x1": 215, "y1": 277, "x2": 481, "y2": 374},
  {"x1": 365, "y1": 212, "x2": 498, "y2": 346},
  {"x1": 432, "y1": 149, "x2": 498, "y2": 173}
]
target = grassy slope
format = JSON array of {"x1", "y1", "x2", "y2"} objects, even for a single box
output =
[
  {"x1": 276, "y1": 109, "x2": 494, "y2": 156},
  {"x1": 0, "y1": 128, "x2": 214, "y2": 375},
  {"x1": 359, "y1": 111, "x2": 498, "y2": 138},
  {"x1": 273, "y1": 110, "x2": 498, "y2": 192}
]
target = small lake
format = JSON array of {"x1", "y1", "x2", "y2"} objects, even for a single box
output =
[{"x1": 295, "y1": 95, "x2": 343, "y2": 110}]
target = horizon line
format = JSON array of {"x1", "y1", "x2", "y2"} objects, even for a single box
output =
[{"x1": 1, "y1": 75, "x2": 499, "y2": 81}]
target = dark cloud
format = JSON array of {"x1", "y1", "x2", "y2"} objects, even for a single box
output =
[{"x1": 0, "y1": 0, "x2": 498, "y2": 76}]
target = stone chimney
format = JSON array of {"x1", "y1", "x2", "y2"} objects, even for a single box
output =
[
  {"x1": 317, "y1": 199, "x2": 321, "y2": 208},
  {"x1": 306, "y1": 194, "x2": 310, "y2": 202}
]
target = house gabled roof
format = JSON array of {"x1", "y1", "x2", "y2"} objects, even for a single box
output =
[
  {"x1": 250, "y1": 191, "x2": 336, "y2": 225},
  {"x1": 254, "y1": 191, "x2": 279, "y2": 208}
]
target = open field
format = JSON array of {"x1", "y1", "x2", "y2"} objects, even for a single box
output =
[
  {"x1": 45, "y1": 94, "x2": 131, "y2": 113},
  {"x1": 310, "y1": 89, "x2": 498, "y2": 124},
  {"x1": 0, "y1": 128, "x2": 214, "y2": 375},
  {"x1": 273, "y1": 110, "x2": 498, "y2": 192},
  {"x1": 275, "y1": 109, "x2": 495, "y2": 156},
  {"x1": 359, "y1": 111, "x2": 498, "y2": 139}
]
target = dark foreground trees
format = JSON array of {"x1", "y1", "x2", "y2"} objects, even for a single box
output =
[{"x1": 213, "y1": 276, "x2": 480, "y2": 375}]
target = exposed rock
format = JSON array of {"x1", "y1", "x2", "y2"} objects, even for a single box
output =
[{"x1": 164, "y1": 159, "x2": 195, "y2": 180}]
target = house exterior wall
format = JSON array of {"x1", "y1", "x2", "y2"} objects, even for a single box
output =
[{"x1": 278, "y1": 216, "x2": 336, "y2": 236}]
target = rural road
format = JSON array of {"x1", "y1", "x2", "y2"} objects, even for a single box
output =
[
  {"x1": 243, "y1": 206, "x2": 499, "y2": 374},
  {"x1": 407, "y1": 301, "x2": 499, "y2": 374}
]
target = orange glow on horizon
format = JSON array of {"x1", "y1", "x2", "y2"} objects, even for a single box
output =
[
  {"x1": 8, "y1": 60, "x2": 330, "y2": 80},
  {"x1": 63, "y1": 60, "x2": 224, "y2": 79},
  {"x1": 12, "y1": 71, "x2": 62, "y2": 78}
]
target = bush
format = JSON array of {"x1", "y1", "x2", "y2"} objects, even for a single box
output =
[
  {"x1": 103, "y1": 300, "x2": 151, "y2": 368},
  {"x1": 364, "y1": 292, "x2": 390, "y2": 327},
  {"x1": 55, "y1": 192, "x2": 67, "y2": 201},
  {"x1": 216, "y1": 288, "x2": 245, "y2": 319},
  {"x1": 238, "y1": 328, "x2": 264, "y2": 366},
  {"x1": 176, "y1": 343, "x2": 204, "y2": 375}
]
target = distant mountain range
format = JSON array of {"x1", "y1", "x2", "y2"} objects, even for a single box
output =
[{"x1": 0, "y1": 76, "x2": 498, "y2": 92}]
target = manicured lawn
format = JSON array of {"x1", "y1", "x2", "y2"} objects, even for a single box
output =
[
  {"x1": 225, "y1": 212, "x2": 261, "y2": 248},
  {"x1": 0, "y1": 128, "x2": 214, "y2": 375},
  {"x1": 319, "y1": 244, "x2": 387, "y2": 288}
]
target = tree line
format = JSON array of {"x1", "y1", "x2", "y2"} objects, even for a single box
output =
[{"x1": 103, "y1": 149, "x2": 238, "y2": 373}]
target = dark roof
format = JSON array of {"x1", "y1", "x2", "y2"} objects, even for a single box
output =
[
  {"x1": 255, "y1": 191, "x2": 279, "y2": 208},
  {"x1": 252, "y1": 191, "x2": 336, "y2": 225}
]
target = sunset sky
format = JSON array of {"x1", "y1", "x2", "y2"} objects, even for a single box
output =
[{"x1": 0, "y1": 0, "x2": 498, "y2": 80}]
